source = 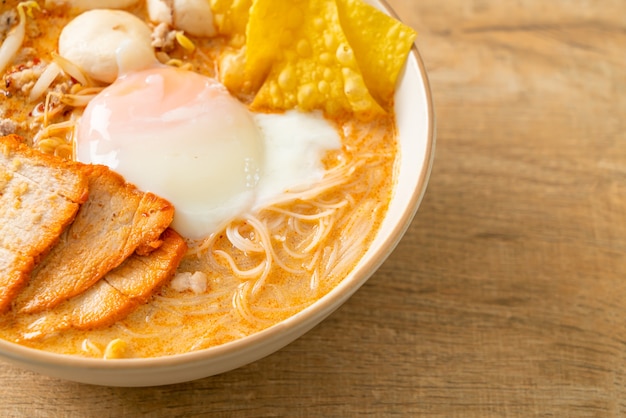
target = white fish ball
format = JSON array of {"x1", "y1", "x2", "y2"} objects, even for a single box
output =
[
  {"x1": 59, "y1": 9, "x2": 155, "y2": 84},
  {"x1": 146, "y1": 0, "x2": 173, "y2": 26},
  {"x1": 147, "y1": 0, "x2": 216, "y2": 38},
  {"x1": 173, "y1": 0, "x2": 216, "y2": 38}
]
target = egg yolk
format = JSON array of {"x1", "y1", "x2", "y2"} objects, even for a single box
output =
[{"x1": 76, "y1": 66, "x2": 264, "y2": 239}]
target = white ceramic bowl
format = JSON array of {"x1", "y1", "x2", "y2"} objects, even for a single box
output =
[{"x1": 0, "y1": 0, "x2": 435, "y2": 386}]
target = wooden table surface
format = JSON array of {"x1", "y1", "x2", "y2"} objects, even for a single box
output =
[{"x1": 2, "y1": 0, "x2": 626, "y2": 416}]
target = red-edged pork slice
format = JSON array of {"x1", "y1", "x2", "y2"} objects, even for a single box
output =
[
  {"x1": 0, "y1": 135, "x2": 89, "y2": 312},
  {"x1": 15, "y1": 164, "x2": 175, "y2": 314},
  {"x1": 21, "y1": 229, "x2": 187, "y2": 339}
]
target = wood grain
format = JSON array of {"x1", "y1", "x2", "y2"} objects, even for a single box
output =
[{"x1": 2, "y1": 0, "x2": 626, "y2": 416}]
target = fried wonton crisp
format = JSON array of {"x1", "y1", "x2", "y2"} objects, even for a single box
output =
[
  {"x1": 214, "y1": 0, "x2": 417, "y2": 116},
  {"x1": 335, "y1": 0, "x2": 417, "y2": 110},
  {"x1": 246, "y1": 0, "x2": 383, "y2": 116},
  {"x1": 210, "y1": 0, "x2": 252, "y2": 46}
]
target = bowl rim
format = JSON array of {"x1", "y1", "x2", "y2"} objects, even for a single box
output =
[{"x1": 0, "y1": 0, "x2": 436, "y2": 382}]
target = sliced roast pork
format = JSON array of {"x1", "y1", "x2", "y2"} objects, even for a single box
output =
[
  {"x1": 0, "y1": 135, "x2": 89, "y2": 312},
  {"x1": 15, "y1": 164, "x2": 175, "y2": 314},
  {"x1": 21, "y1": 228, "x2": 187, "y2": 339}
]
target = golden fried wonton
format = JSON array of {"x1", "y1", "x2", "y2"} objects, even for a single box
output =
[{"x1": 216, "y1": 0, "x2": 416, "y2": 116}]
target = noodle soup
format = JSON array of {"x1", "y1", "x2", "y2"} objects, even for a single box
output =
[{"x1": 0, "y1": 1, "x2": 400, "y2": 358}]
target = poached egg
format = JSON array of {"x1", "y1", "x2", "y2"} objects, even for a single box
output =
[{"x1": 76, "y1": 66, "x2": 341, "y2": 239}]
